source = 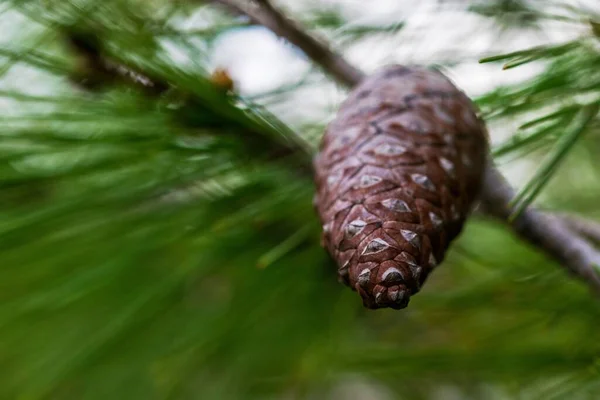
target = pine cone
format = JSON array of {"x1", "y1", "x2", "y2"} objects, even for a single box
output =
[{"x1": 313, "y1": 65, "x2": 488, "y2": 310}]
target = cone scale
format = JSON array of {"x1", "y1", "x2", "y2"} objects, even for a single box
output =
[{"x1": 314, "y1": 65, "x2": 488, "y2": 309}]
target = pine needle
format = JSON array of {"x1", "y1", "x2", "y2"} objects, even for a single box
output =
[
  {"x1": 257, "y1": 224, "x2": 312, "y2": 269},
  {"x1": 509, "y1": 104, "x2": 600, "y2": 220}
]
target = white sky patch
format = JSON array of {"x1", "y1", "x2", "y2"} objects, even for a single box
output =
[{"x1": 212, "y1": 27, "x2": 311, "y2": 94}]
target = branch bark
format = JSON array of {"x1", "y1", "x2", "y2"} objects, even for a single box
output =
[
  {"x1": 66, "y1": 30, "x2": 169, "y2": 94},
  {"x1": 550, "y1": 213, "x2": 600, "y2": 246},
  {"x1": 214, "y1": 0, "x2": 600, "y2": 293},
  {"x1": 480, "y1": 163, "x2": 600, "y2": 291}
]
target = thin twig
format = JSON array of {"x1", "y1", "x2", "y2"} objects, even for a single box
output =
[
  {"x1": 213, "y1": 0, "x2": 600, "y2": 293},
  {"x1": 213, "y1": 0, "x2": 365, "y2": 87},
  {"x1": 66, "y1": 30, "x2": 169, "y2": 94}
]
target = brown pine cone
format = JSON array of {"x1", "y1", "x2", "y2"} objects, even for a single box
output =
[{"x1": 313, "y1": 65, "x2": 488, "y2": 310}]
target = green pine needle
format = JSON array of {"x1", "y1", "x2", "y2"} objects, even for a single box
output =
[
  {"x1": 509, "y1": 103, "x2": 600, "y2": 220},
  {"x1": 257, "y1": 224, "x2": 314, "y2": 269},
  {"x1": 479, "y1": 41, "x2": 579, "y2": 65}
]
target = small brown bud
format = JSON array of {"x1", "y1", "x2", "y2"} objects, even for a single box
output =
[{"x1": 211, "y1": 67, "x2": 235, "y2": 92}]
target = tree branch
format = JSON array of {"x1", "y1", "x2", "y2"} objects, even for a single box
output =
[
  {"x1": 66, "y1": 30, "x2": 169, "y2": 94},
  {"x1": 550, "y1": 213, "x2": 600, "y2": 247},
  {"x1": 214, "y1": 0, "x2": 600, "y2": 293},
  {"x1": 480, "y1": 163, "x2": 600, "y2": 291},
  {"x1": 63, "y1": 28, "x2": 314, "y2": 174},
  {"x1": 213, "y1": 0, "x2": 365, "y2": 87}
]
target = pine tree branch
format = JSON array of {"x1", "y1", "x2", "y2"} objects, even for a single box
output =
[
  {"x1": 212, "y1": 0, "x2": 365, "y2": 87},
  {"x1": 64, "y1": 28, "x2": 316, "y2": 178},
  {"x1": 551, "y1": 213, "x2": 600, "y2": 246},
  {"x1": 213, "y1": 0, "x2": 600, "y2": 293},
  {"x1": 66, "y1": 30, "x2": 169, "y2": 94},
  {"x1": 480, "y1": 163, "x2": 600, "y2": 291}
]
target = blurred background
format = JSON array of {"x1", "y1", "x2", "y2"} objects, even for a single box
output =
[{"x1": 1, "y1": 0, "x2": 600, "y2": 398}]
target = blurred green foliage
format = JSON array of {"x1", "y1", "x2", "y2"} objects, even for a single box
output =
[{"x1": 0, "y1": 0, "x2": 600, "y2": 399}]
